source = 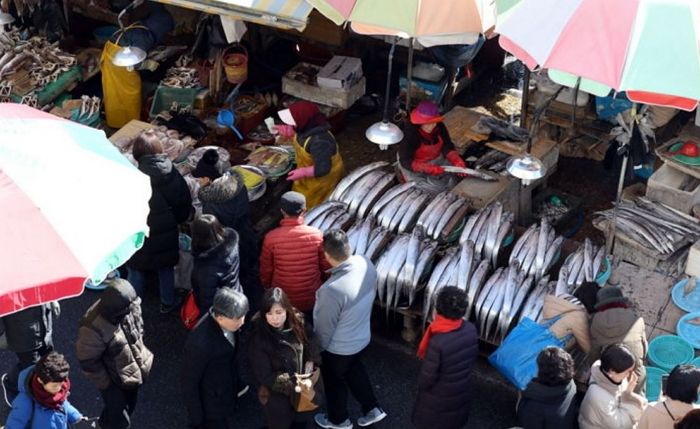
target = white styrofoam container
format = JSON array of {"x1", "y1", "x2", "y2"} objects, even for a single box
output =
[
  {"x1": 317, "y1": 56, "x2": 363, "y2": 90},
  {"x1": 646, "y1": 163, "x2": 700, "y2": 214},
  {"x1": 686, "y1": 241, "x2": 700, "y2": 278}
]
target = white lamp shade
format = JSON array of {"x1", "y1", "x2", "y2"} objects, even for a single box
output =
[
  {"x1": 111, "y1": 46, "x2": 147, "y2": 67},
  {"x1": 506, "y1": 154, "x2": 547, "y2": 181},
  {"x1": 366, "y1": 121, "x2": 404, "y2": 149}
]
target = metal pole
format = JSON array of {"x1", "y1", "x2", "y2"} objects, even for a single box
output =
[
  {"x1": 520, "y1": 66, "x2": 531, "y2": 129},
  {"x1": 605, "y1": 149, "x2": 628, "y2": 254},
  {"x1": 381, "y1": 38, "x2": 398, "y2": 123},
  {"x1": 406, "y1": 38, "x2": 414, "y2": 112}
]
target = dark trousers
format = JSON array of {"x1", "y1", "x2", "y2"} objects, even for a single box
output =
[
  {"x1": 202, "y1": 416, "x2": 236, "y2": 429},
  {"x1": 7, "y1": 345, "x2": 52, "y2": 397},
  {"x1": 320, "y1": 349, "x2": 378, "y2": 424},
  {"x1": 99, "y1": 384, "x2": 139, "y2": 429}
]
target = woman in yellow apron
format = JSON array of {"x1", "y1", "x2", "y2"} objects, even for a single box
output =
[{"x1": 278, "y1": 101, "x2": 345, "y2": 208}]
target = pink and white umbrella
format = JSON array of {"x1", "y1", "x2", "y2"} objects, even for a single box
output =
[
  {"x1": 308, "y1": 0, "x2": 497, "y2": 46},
  {"x1": 496, "y1": 0, "x2": 700, "y2": 110},
  {"x1": 0, "y1": 104, "x2": 151, "y2": 316}
]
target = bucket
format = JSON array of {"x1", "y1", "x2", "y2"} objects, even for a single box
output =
[{"x1": 223, "y1": 44, "x2": 248, "y2": 84}]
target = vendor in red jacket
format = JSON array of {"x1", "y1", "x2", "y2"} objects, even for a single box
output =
[
  {"x1": 259, "y1": 191, "x2": 330, "y2": 316},
  {"x1": 398, "y1": 100, "x2": 467, "y2": 194}
]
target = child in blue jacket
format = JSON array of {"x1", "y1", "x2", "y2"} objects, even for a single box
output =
[{"x1": 5, "y1": 351, "x2": 85, "y2": 429}]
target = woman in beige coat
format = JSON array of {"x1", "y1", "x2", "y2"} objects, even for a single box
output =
[
  {"x1": 543, "y1": 294, "x2": 591, "y2": 353},
  {"x1": 579, "y1": 344, "x2": 647, "y2": 429},
  {"x1": 638, "y1": 365, "x2": 700, "y2": 429}
]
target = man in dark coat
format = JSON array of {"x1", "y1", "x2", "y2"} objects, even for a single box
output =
[
  {"x1": 413, "y1": 287, "x2": 478, "y2": 429},
  {"x1": 198, "y1": 174, "x2": 262, "y2": 312},
  {"x1": 182, "y1": 287, "x2": 249, "y2": 429},
  {"x1": 1, "y1": 302, "x2": 58, "y2": 406},
  {"x1": 76, "y1": 279, "x2": 153, "y2": 429},
  {"x1": 517, "y1": 346, "x2": 580, "y2": 429},
  {"x1": 127, "y1": 132, "x2": 193, "y2": 314}
]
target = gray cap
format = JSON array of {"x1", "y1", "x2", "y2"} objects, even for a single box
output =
[
  {"x1": 211, "y1": 287, "x2": 249, "y2": 319},
  {"x1": 280, "y1": 191, "x2": 306, "y2": 215}
]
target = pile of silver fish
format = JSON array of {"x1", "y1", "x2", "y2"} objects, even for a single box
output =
[
  {"x1": 509, "y1": 218, "x2": 563, "y2": 281},
  {"x1": 556, "y1": 238, "x2": 606, "y2": 294},
  {"x1": 346, "y1": 217, "x2": 392, "y2": 261},
  {"x1": 414, "y1": 190, "x2": 470, "y2": 240},
  {"x1": 328, "y1": 161, "x2": 396, "y2": 218},
  {"x1": 162, "y1": 67, "x2": 201, "y2": 89},
  {"x1": 371, "y1": 183, "x2": 433, "y2": 233},
  {"x1": 473, "y1": 262, "x2": 545, "y2": 342},
  {"x1": 472, "y1": 149, "x2": 510, "y2": 174},
  {"x1": 305, "y1": 201, "x2": 352, "y2": 233},
  {"x1": 422, "y1": 241, "x2": 490, "y2": 326},
  {"x1": 459, "y1": 201, "x2": 514, "y2": 266},
  {"x1": 596, "y1": 198, "x2": 700, "y2": 255},
  {"x1": 377, "y1": 228, "x2": 439, "y2": 315}
]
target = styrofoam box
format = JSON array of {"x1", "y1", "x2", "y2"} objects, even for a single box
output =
[
  {"x1": 317, "y1": 56, "x2": 363, "y2": 90},
  {"x1": 646, "y1": 163, "x2": 700, "y2": 214}
]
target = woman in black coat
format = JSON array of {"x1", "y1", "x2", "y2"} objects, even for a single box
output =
[
  {"x1": 190, "y1": 214, "x2": 242, "y2": 312},
  {"x1": 413, "y1": 287, "x2": 479, "y2": 429},
  {"x1": 198, "y1": 173, "x2": 262, "y2": 312},
  {"x1": 248, "y1": 288, "x2": 321, "y2": 429},
  {"x1": 127, "y1": 131, "x2": 192, "y2": 314},
  {"x1": 516, "y1": 346, "x2": 579, "y2": 429}
]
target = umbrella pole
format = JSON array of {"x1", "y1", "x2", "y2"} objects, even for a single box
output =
[
  {"x1": 406, "y1": 38, "x2": 414, "y2": 112},
  {"x1": 520, "y1": 66, "x2": 531, "y2": 129},
  {"x1": 605, "y1": 110, "x2": 636, "y2": 255}
]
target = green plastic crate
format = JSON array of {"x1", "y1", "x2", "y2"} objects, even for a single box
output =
[{"x1": 149, "y1": 85, "x2": 198, "y2": 119}]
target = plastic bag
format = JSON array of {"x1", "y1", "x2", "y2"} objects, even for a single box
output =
[
  {"x1": 180, "y1": 291, "x2": 200, "y2": 330},
  {"x1": 488, "y1": 317, "x2": 569, "y2": 390}
]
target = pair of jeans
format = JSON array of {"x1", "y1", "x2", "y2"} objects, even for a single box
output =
[
  {"x1": 320, "y1": 349, "x2": 379, "y2": 424},
  {"x1": 99, "y1": 384, "x2": 139, "y2": 429},
  {"x1": 128, "y1": 267, "x2": 175, "y2": 306}
]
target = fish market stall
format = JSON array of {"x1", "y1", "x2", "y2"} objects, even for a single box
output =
[{"x1": 316, "y1": 163, "x2": 608, "y2": 345}]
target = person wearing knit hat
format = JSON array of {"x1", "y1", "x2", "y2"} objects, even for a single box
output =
[
  {"x1": 398, "y1": 100, "x2": 469, "y2": 194},
  {"x1": 276, "y1": 101, "x2": 345, "y2": 208},
  {"x1": 588, "y1": 286, "x2": 648, "y2": 395}
]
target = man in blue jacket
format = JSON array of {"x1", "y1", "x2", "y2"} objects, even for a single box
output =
[{"x1": 313, "y1": 230, "x2": 387, "y2": 429}]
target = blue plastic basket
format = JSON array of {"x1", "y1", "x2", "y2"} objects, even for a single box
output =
[
  {"x1": 672, "y1": 278, "x2": 700, "y2": 313},
  {"x1": 595, "y1": 257, "x2": 612, "y2": 286},
  {"x1": 691, "y1": 356, "x2": 700, "y2": 367},
  {"x1": 645, "y1": 366, "x2": 668, "y2": 402},
  {"x1": 676, "y1": 312, "x2": 700, "y2": 349},
  {"x1": 648, "y1": 335, "x2": 695, "y2": 372}
]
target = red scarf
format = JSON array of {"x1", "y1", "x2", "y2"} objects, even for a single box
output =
[
  {"x1": 417, "y1": 315, "x2": 463, "y2": 359},
  {"x1": 289, "y1": 101, "x2": 328, "y2": 132},
  {"x1": 596, "y1": 302, "x2": 630, "y2": 312},
  {"x1": 30, "y1": 374, "x2": 70, "y2": 410}
]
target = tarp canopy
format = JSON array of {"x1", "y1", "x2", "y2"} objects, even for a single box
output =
[{"x1": 153, "y1": 0, "x2": 314, "y2": 31}]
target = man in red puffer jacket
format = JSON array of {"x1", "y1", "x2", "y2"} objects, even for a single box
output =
[{"x1": 260, "y1": 192, "x2": 330, "y2": 317}]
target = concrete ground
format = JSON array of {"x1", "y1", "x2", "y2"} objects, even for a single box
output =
[{"x1": 0, "y1": 288, "x2": 519, "y2": 428}]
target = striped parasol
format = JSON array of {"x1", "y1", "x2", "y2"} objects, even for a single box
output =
[{"x1": 0, "y1": 103, "x2": 151, "y2": 316}]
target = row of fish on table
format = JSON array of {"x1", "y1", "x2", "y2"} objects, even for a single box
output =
[
  {"x1": 305, "y1": 163, "x2": 610, "y2": 343},
  {"x1": 595, "y1": 197, "x2": 700, "y2": 256}
]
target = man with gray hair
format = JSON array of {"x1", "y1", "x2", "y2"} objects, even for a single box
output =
[
  {"x1": 313, "y1": 230, "x2": 386, "y2": 429},
  {"x1": 182, "y1": 287, "x2": 249, "y2": 429}
]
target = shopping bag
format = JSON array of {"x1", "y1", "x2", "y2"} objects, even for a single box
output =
[
  {"x1": 488, "y1": 317, "x2": 569, "y2": 390},
  {"x1": 180, "y1": 291, "x2": 200, "y2": 330}
]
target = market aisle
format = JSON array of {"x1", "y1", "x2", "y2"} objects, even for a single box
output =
[{"x1": 0, "y1": 287, "x2": 518, "y2": 428}]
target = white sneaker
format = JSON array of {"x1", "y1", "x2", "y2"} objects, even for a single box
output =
[
  {"x1": 314, "y1": 413, "x2": 353, "y2": 429},
  {"x1": 357, "y1": 407, "x2": 387, "y2": 427},
  {"x1": 237, "y1": 384, "x2": 249, "y2": 398},
  {"x1": 1, "y1": 373, "x2": 12, "y2": 408}
]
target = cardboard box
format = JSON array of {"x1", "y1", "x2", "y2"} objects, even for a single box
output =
[
  {"x1": 317, "y1": 56, "x2": 363, "y2": 90},
  {"x1": 282, "y1": 63, "x2": 365, "y2": 109}
]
